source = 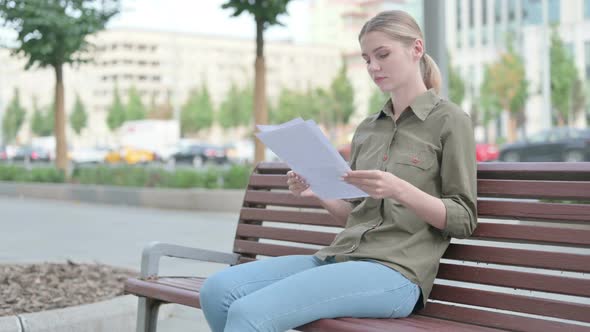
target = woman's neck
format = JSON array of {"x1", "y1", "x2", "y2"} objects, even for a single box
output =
[{"x1": 389, "y1": 79, "x2": 428, "y2": 120}]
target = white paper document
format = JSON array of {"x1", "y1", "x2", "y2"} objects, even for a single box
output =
[{"x1": 256, "y1": 118, "x2": 369, "y2": 200}]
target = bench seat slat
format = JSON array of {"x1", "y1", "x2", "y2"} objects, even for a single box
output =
[
  {"x1": 430, "y1": 284, "x2": 590, "y2": 323},
  {"x1": 419, "y1": 302, "x2": 590, "y2": 332},
  {"x1": 471, "y1": 222, "x2": 590, "y2": 246},
  {"x1": 444, "y1": 244, "x2": 590, "y2": 273},
  {"x1": 236, "y1": 224, "x2": 336, "y2": 246},
  {"x1": 240, "y1": 207, "x2": 342, "y2": 227},
  {"x1": 477, "y1": 179, "x2": 590, "y2": 199},
  {"x1": 244, "y1": 191, "x2": 323, "y2": 209},
  {"x1": 436, "y1": 263, "x2": 590, "y2": 297},
  {"x1": 300, "y1": 314, "x2": 505, "y2": 331},
  {"x1": 477, "y1": 200, "x2": 590, "y2": 222}
]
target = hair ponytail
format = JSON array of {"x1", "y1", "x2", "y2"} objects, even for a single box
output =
[{"x1": 420, "y1": 53, "x2": 442, "y2": 94}]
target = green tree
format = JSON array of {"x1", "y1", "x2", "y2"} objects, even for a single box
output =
[
  {"x1": 107, "y1": 87, "x2": 125, "y2": 130},
  {"x1": 69, "y1": 94, "x2": 87, "y2": 135},
  {"x1": 147, "y1": 90, "x2": 174, "y2": 120},
  {"x1": 479, "y1": 65, "x2": 502, "y2": 143},
  {"x1": 181, "y1": 86, "x2": 214, "y2": 136},
  {"x1": 487, "y1": 45, "x2": 528, "y2": 142},
  {"x1": 330, "y1": 61, "x2": 355, "y2": 126},
  {"x1": 218, "y1": 83, "x2": 253, "y2": 129},
  {"x1": 31, "y1": 99, "x2": 54, "y2": 137},
  {"x1": 368, "y1": 89, "x2": 388, "y2": 115},
  {"x1": 222, "y1": 0, "x2": 292, "y2": 163},
  {"x1": 0, "y1": 0, "x2": 119, "y2": 172},
  {"x1": 448, "y1": 57, "x2": 465, "y2": 106},
  {"x1": 550, "y1": 28, "x2": 579, "y2": 127},
  {"x1": 1, "y1": 88, "x2": 26, "y2": 144},
  {"x1": 126, "y1": 87, "x2": 146, "y2": 121}
]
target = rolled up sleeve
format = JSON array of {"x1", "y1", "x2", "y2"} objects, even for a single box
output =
[{"x1": 439, "y1": 111, "x2": 478, "y2": 239}]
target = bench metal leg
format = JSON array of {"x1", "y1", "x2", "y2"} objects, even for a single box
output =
[{"x1": 136, "y1": 297, "x2": 161, "y2": 332}]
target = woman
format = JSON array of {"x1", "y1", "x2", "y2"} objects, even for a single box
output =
[{"x1": 200, "y1": 10, "x2": 477, "y2": 332}]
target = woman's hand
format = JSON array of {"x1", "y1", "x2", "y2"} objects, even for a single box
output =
[
  {"x1": 287, "y1": 171, "x2": 316, "y2": 197},
  {"x1": 343, "y1": 170, "x2": 401, "y2": 200}
]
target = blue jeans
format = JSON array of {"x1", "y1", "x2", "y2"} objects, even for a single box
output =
[{"x1": 199, "y1": 255, "x2": 420, "y2": 332}]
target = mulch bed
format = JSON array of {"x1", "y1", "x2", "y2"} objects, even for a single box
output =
[{"x1": 0, "y1": 261, "x2": 137, "y2": 316}]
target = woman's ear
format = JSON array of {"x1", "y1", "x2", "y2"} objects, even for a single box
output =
[{"x1": 413, "y1": 39, "x2": 425, "y2": 61}]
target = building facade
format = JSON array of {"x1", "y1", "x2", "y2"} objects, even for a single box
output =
[
  {"x1": 447, "y1": 0, "x2": 590, "y2": 142},
  {"x1": 0, "y1": 28, "x2": 342, "y2": 146}
]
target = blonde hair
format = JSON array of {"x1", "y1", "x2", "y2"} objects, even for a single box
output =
[{"x1": 359, "y1": 10, "x2": 442, "y2": 94}]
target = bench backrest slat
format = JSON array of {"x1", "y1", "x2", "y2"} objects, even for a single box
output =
[
  {"x1": 240, "y1": 208, "x2": 340, "y2": 227},
  {"x1": 437, "y1": 263, "x2": 590, "y2": 297},
  {"x1": 236, "y1": 224, "x2": 335, "y2": 246},
  {"x1": 477, "y1": 200, "x2": 590, "y2": 222},
  {"x1": 471, "y1": 223, "x2": 590, "y2": 246},
  {"x1": 443, "y1": 243, "x2": 590, "y2": 272},
  {"x1": 234, "y1": 162, "x2": 590, "y2": 329},
  {"x1": 431, "y1": 285, "x2": 590, "y2": 323},
  {"x1": 478, "y1": 179, "x2": 590, "y2": 199}
]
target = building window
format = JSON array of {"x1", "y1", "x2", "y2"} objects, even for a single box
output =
[
  {"x1": 585, "y1": 0, "x2": 590, "y2": 19},
  {"x1": 585, "y1": 41, "x2": 590, "y2": 79},
  {"x1": 457, "y1": 0, "x2": 462, "y2": 30},
  {"x1": 523, "y1": 0, "x2": 542, "y2": 25},
  {"x1": 565, "y1": 43, "x2": 574, "y2": 58},
  {"x1": 483, "y1": 0, "x2": 488, "y2": 25},
  {"x1": 508, "y1": 0, "x2": 517, "y2": 21},
  {"x1": 495, "y1": 0, "x2": 502, "y2": 23},
  {"x1": 549, "y1": 0, "x2": 560, "y2": 23},
  {"x1": 469, "y1": 0, "x2": 475, "y2": 27}
]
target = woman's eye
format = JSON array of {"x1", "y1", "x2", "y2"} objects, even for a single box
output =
[
  {"x1": 363, "y1": 58, "x2": 370, "y2": 64},
  {"x1": 378, "y1": 53, "x2": 389, "y2": 59}
]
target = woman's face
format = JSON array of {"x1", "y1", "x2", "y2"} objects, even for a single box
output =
[{"x1": 360, "y1": 31, "x2": 421, "y2": 93}]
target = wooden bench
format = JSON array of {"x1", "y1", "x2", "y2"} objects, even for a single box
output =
[{"x1": 125, "y1": 162, "x2": 590, "y2": 332}]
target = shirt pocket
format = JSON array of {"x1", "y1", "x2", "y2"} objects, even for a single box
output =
[{"x1": 392, "y1": 151, "x2": 437, "y2": 189}]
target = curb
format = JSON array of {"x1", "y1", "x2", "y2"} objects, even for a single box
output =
[
  {"x1": 0, "y1": 295, "x2": 173, "y2": 332},
  {"x1": 0, "y1": 182, "x2": 245, "y2": 213}
]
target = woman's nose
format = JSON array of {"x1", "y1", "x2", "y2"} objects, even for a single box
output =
[{"x1": 367, "y1": 61, "x2": 380, "y2": 72}]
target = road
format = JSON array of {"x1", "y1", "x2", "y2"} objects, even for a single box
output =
[{"x1": 0, "y1": 196, "x2": 239, "y2": 331}]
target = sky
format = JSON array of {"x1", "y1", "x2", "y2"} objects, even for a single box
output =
[
  {"x1": 108, "y1": 0, "x2": 309, "y2": 42},
  {"x1": 0, "y1": 0, "x2": 309, "y2": 45}
]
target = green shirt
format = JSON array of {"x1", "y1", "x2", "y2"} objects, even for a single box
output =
[{"x1": 315, "y1": 89, "x2": 478, "y2": 309}]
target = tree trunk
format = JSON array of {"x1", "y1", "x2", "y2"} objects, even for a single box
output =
[
  {"x1": 54, "y1": 64, "x2": 68, "y2": 173},
  {"x1": 254, "y1": 19, "x2": 267, "y2": 164},
  {"x1": 508, "y1": 115, "x2": 518, "y2": 143}
]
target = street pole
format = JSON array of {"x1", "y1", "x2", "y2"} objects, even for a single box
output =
[
  {"x1": 423, "y1": 0, "x2": 448, "y2": 98},
  {"x1": 541, "y1": 0, "x2": 552, "y2": 129}
]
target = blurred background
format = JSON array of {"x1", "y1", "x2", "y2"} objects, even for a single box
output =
[{"x1": 0, "y1": 0, "x2": 589, "y2": 189}]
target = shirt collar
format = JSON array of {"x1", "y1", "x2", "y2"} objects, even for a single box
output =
[{"x1": 371, "y1": 89, "x2": 441, "y2": 122}]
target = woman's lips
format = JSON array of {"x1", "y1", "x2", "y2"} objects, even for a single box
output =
[{"x1": 374, "y1": 77, "x2": 386, "y2": 84}]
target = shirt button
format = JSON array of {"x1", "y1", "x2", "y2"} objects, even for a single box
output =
[{"x1": 383, "y1": 155, "x2": 388, "y2": 161}]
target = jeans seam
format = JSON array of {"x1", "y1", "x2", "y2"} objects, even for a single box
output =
[
  {"x1": 387, "y1": 283, "x2": 417, "y2": 318},
  {"x1": 253, "y1": 283, "x2": 410, "y2": 331}
]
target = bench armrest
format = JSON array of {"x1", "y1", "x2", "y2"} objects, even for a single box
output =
[{"x1": 140, "y1": 241, "x2": 240, "y2": 278}]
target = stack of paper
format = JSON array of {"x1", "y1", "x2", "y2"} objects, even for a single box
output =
[{"x1": 256, "y1": 118, "x2": 368, "y2": 200}]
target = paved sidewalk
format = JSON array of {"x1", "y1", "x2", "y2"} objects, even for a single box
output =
[{"x1": 1, "y1": 196, "x2": 238, "y2": 331}]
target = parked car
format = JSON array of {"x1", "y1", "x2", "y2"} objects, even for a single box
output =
[
  {"x1": 499, "y1": 127, "x2": 590, "y2": 162},
  {"x1": 172, "y1": 143, "x2": 228, "y2": 167},
  {"x1": 224, "y1": 140, "x2": 280, "y2": 165},
  {"x1": 475, "y1": 143, "x2": 499, "y2": 162},
  {"x1": 12, "y1": 146, "x2": 51, "y2": 162},
  {"x1": 104, "y1": 146, "x2": 156, "y2": 165},
  {"x1": 69, "y1": 147, "x2": 109, "y2": 165}
]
